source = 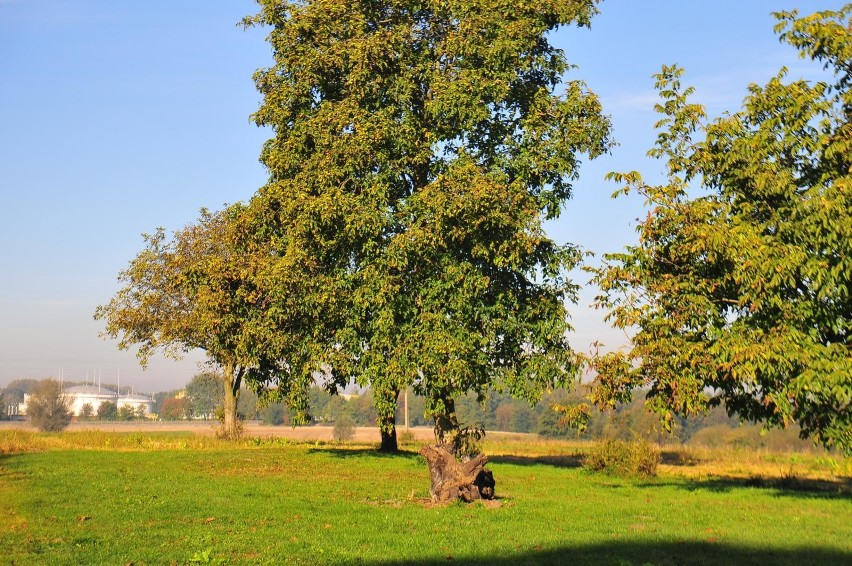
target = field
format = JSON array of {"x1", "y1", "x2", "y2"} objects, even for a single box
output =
[{"x1": 1, "y1": 427, "x2": 850, "y2": 565}]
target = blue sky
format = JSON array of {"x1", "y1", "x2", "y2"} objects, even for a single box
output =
[{"x1": 0, "y1": 0, "x2": 832, "y2": 393}]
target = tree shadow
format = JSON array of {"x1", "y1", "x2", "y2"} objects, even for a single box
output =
[
  {"x1": 307, "y1": 447, "x2": 423, "y2": 461},
  {"x1": 639, "y1": 475, "x2": 852, "y2": 501},
  {"x1": 366, "y1": 541, "x2": 852, "y2": 565},
  {"x1": 488, "y1": 454, "x2": 583, "y2": 468}
]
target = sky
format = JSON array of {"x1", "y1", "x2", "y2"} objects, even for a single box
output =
[{"x1": 0, "y1": 0, "x2": 833, "y2": 394}]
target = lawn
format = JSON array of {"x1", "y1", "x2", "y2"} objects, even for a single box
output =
[{"x1": 1, "y1": 431, "x2": 849, "y2": 565}]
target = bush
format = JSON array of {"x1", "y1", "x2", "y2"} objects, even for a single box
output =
[
  {"x1": 26, "y1": 380, "x2": 72, "y2": 432},
  {"x1": 260, "y1": 403, "x2": 287, "y2": 426},
  {"x1": 97, "y1": 401, "x2": 118, "y2": 420},
  {"x1": 333, "y1": 414, "x2": 355, "y2": 442},
  {"x1": 79, "y1": 403, "x2": 94, "y2": 420},
  {"x1": 584, "y1": 439, "x2": 660, "y2": 477}
]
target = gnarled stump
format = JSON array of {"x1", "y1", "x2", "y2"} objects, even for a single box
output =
[{"x1": 420, "y1": 444, "x2": 495, "y2": 503}]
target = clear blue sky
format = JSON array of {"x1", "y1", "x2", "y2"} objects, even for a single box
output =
[{"x1": 0, "y1": 0, "x2": 831, "y2": 393}]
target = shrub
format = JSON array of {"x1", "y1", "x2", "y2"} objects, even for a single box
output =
[
  {"x1": 26, "y1": 380, "x2": 72, "y2": 432},
  {"x1": 118, "y1": 404, "x2": 136, "y2": 421},
  {"x1": 79, "y1": 403, "x2": 94, "y2": 420},
  {"x1": 260, "y1": 403, "x2": 287, "y2": 426},
  {"x1": 97, "y1": 401, "x2": 118, "y2": 420},
  {"x1": 584, "y1": 438, "x2": 660, "y2": 477},
  {"x1": 333, "y1": 414, "x2": 355, "y2": 442}
]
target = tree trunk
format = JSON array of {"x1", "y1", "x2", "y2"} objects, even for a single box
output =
[
  {"x1": 221, "y1": 363, "x2": 242, "y2": 440},
  {"x1": 376, "y1": 387, "x2": 399, "y2": 452},
  {"x1": 379, "y1": 423, "x2": 398, "y2": 452},
  {"x1": 420, "y1": 444, "x2": 494, "y2": 503},
  {"x1": 433, "y1": 396, "x2": 460, "y2": 447}
]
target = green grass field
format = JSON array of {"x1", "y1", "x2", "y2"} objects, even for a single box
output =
[{"x1": 1, "y1": 431, "x2": 850, "y2": 565}]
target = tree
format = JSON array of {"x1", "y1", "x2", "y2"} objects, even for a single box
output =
[
  {"x1": 238, "y1": 387, "x2": 259, "y2": 420},
  {"x1": 79, "y1": 403, "x2": 95, "y2": 420},
  {"x1": 186, "y1": 372, "x2": 224, "y2": 420},
  {"x1": 160, "y1": 397, "x2": 190, "y2": 420},
  {"x1": 26, "y1": 380, "x2": 72, "y2": 432},
  {"x1": 244, "y1": 0, "x2": 611, "y2": 452},
  {"x1": 259, "y1": 402, "x2": 288, "y2": 425},
  {"x1": 97, "y1": 401, "x2": 118, "y2": 420},
  {"x1": 3, "y1": 379, "x2": 38, "y2": 404},
  {"x1": 589, "y1": 6, "x2": 852, "y2": 454},
  {"x1": 118, "y1": 404, "x2": 136, "y2": 421},
  {"x1": 95, "y1": 206, "x2": 297, "y2": 439},
  {"x1": 152, "y1": 389, "x2": 183, "y2": 416},
  {"x1": 0, "y1": 389, "x2": 7, "y2": 420}
]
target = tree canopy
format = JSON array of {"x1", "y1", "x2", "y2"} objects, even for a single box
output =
[
  {"x1": 589, "y1": 6, "x2": 852, "y2": 454},
  {"x1": 95, "y1": 206, "x2": 277, "y2": 438},
  {"x1": 186, "y1": 372, "x2": 225, "y2": 419},
  {"x1": 244, "y1": 0, "x2": 611, "y2": 450}
]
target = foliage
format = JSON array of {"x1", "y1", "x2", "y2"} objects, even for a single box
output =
[
  {"x1": 0, "y1": 390, "x2": 6, "y2": 420},
  {"x1": 94, "y1": 206, "x2": 291, "y2": 439},
  {"x1": 583, "y1": 438, "x2": 660, "y2": 477},
  {"x1": 97, "y1": 401, "x2": 118, "y2": 420},
  {"x1": 243, "y1": 0, "x2": 612, "y2": 448},
  {"x1": 237, "y1": 387, "x2": 259, "y2": 420},
  {"x1": 259, "y1": 402, "x2": 288, "y2": 425},
  {"x1": 186, "y1": 372, "x2": 225, "y2": 420},
  {"x1": 589, "y1": 6, "x2": 852, "y2": 454},
  {"x1": 160, "y1": 397, "x2": 190, "y2": 420},
  {"x1": 78, "y1": 403, "x2": 94, "y2": 420},
  {"x1": 25, "y1": 380, "x2": 72, "y2": 432},
  {"x1": 117, "y1": 404, "x2": 137, "y2": 421},
  {"x1": 2, "y1": 379, "x2": 39, "y2": 403},
  {"x1": 152, "y1": 389, "x2": 183, "y2": 416},
  {"x1": 332, "y1": 413, "x2": 356, "y2": 442}
]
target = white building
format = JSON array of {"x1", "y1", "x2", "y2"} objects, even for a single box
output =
[{"x1": 20, "y1": 385, "x2": 155, "y2": 417}]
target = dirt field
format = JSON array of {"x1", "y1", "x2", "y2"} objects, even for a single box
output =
[{"x1": 0, "y1": 420, "x2": 440, "y2": 442}]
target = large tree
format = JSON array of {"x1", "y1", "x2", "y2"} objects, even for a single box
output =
[
  {"x1": 590, "y1": 6, "x2": 851, "y2": 454},
  {"x1": 244, "y1": 0, "x2": 611, "y2": 451}
]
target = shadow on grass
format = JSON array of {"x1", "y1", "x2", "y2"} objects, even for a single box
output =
[
  {"x1": 306, "y1": 446, "x2": 850, "y2": 499},
  {"x1": 639, "y1": 475, "x2": 852, "y2": 500},
  {"x1": 489, "y1": 454, "x2": 583, "y2": 468},
  {"x1": 368, "y1": 541, "x2": 852, "y2": 565},
  {"x1": 307, "y1": 447, "x2": 423, "y2": 461}
]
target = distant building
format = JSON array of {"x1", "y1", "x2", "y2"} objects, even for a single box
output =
[{"x1": 20, "y1": 385, "x2": 155, "y2": 417}]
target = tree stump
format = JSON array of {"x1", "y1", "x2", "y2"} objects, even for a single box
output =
[{"x1": 420, "y1": 444, "x2": 495, "y2": 503}]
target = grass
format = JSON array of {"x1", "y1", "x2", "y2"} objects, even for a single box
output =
[{"x1": 1, "y1": 431, "x2": 850, "y2": 565}]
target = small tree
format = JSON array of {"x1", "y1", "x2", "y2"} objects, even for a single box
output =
[
  {"x1": 186, "y1": 372, "x2": 224, "y2": 420},
  {"x1": 0, "y1": 389, "x2": 8, "y2": 420},
  {"x1": 26, "y1": 380, "x2": 72, "y2": 432},
  {"x1": 160, "y1": 397, "x2": 190, "y2": 420},
  {"x1": 259, "y1": 402, "x2": 287, "y2": 425},
  {"x1": 97, "y1": 401, "x2": 118, "y2": 420},
  {"x1": 96, "y1": 207, "x2": 267, "y2": 439},
  {"x1": 97, "y1": 204, "x2": 325, "y2": 439},
  {"x1": 332, "y1": 414, "x2": 355, "y2": 442},
  {"x1": 79, "y1": 403, "x2": 94, "y2": 420},
  {"x1": 118, "y1": 404, "x2": 136, "y2": 421}
]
